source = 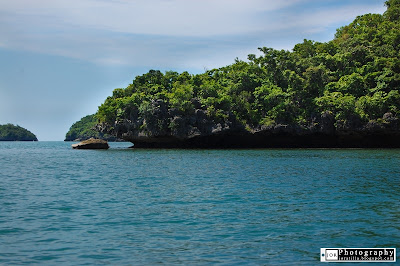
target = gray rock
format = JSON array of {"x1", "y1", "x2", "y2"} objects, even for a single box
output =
[{"x1": 72, "y1": 138, "x2": 109, "y2": 149}]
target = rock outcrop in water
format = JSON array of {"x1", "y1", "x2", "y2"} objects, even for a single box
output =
[{"x1": 72, "y1": 138, "x2": 109, "y2": 149}]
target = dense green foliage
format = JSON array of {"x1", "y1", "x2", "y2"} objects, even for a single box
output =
[
  {"x1": 65, "y1": 114, "x2": 117, "y2": 141},
  {"x1": 96, "y1": 0, "x2": 399, "y2": 134},
  {"x1": 0, "y1": 124, "x2": 38, "y2": 141}
]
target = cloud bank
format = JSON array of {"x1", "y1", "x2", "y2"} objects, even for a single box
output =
[{"x1": 0, "y1": 0, "x2": 386, "y2": 69}]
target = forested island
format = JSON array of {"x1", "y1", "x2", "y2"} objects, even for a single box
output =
[
  {"x1": 0, "y1": 124, "x2": 38, "y2": 141},
  {"x1": 65, "y1": 114, "x2": 120, "y2": 141},
  {"x1": 71, "y1": 0, "x2": 400, "y2": 148}
]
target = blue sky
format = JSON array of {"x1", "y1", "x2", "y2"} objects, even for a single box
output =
[{"x1": 0, "y1": 0, "x2": 386, "y2": 140}]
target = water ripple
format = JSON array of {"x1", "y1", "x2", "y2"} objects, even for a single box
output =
[{"x1": 0, "y1": 142, "x2": 399, "y2": 264}]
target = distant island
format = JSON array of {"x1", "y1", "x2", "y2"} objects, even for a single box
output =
[
  {"x1": 0, "y1": 124, "x2": 38, "y2": 141},
  {"x1": 70, "y1": 0, "x2": 400, "y2": 148},
  {"x1": 65, "y1": 114, "x2": 120, "y2": 141}
]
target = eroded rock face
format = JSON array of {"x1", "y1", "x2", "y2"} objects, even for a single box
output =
[
  {"x1": 97, "y1": 100, "x2": 400, "y2": 148},
  {"x1": 71, "y1": 138, "x2": 109, "y2": 149}
]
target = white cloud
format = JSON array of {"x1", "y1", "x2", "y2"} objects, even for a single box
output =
[
  {"x1": 0, "y1": 0, "x2": 386, "y2": 69},
  {"x1": 0, "y1": 0, "x2": 304, "y2": 37},
  {"x1": 280, "y1": 4, "x2": 386, "y2": 35}
]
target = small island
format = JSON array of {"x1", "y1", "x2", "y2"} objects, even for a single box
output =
[
  {"x1": 0, "y1": 124, "x2": 38, "y2": 141},
  {"x1": 65, "y1": 114, "x2": 120, "y2": 141},
  {"x1": 69, "y1": 0, "x2": 400, "y2": 148}
]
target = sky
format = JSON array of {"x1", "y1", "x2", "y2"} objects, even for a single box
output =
[{"x1": 0, "y1": 0, "x2": 387, "y2": 141}]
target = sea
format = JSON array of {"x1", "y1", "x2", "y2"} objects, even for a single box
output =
[{"x1": 0, "y1": 141, "x2": 399, "y2": 265}]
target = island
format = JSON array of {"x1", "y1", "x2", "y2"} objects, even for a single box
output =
[
  {"x1": 0, "y1": 124, "x2": 38, "y2": 141},
  {"x1": 73, "y1": 0, "x2": 400, "y2": 148},
  {"x1": 65, "y1": 114, "x2": 120, "y2": 141}
]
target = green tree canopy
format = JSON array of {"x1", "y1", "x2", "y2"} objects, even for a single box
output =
[{"x1": 0, "y1": 124, "x2": 38, "y2": 141}]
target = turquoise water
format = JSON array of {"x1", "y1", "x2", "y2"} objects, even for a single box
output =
[{"x1": 0, "y1": 142, "x2": 399, "y2": 264}]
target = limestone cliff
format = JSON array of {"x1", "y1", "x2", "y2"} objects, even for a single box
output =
[{"x1": 98, "y1": 99, "x2": 400, "y2": 148}]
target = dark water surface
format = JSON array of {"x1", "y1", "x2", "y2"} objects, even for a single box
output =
[{"x1": 0, "y1": 142, "x2": 399, "y2": 264}]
